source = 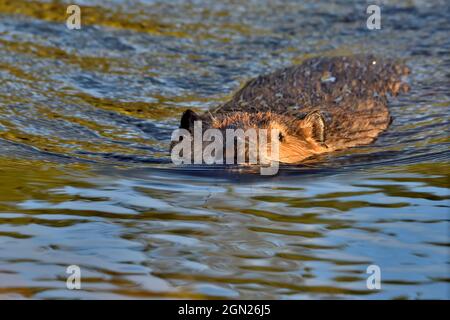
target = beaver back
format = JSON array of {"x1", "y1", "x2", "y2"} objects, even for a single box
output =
[{"x1": 213, "y1": 55, "x2": 410, "y2": 150}]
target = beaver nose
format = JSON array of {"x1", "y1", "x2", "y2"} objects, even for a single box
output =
[{"x1": 224, "y1": 136, "x2": 257, "y2": 164}]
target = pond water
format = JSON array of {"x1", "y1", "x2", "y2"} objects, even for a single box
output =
[{"x1": 0, "y1": 0, "x2": 449, "y2": 299}]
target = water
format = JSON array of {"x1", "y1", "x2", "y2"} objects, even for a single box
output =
[{"x1": 0, "y1": 0, "x2": 449, "y2": 299}]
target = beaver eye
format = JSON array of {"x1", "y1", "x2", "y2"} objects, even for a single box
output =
[{"x1": 278, "y1": 132, "x2": 284, "y2": 142}]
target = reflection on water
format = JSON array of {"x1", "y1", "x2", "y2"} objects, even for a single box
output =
[{"x1": 0, "y1": 0, "x2": 449, "y2": 299}]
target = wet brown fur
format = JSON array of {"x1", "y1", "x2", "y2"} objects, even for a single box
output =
[{"x1": 176, "y1": 55, "x2": 410, "y2": 163}]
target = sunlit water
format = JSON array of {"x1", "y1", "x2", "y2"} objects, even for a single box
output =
[{"x1": 0, "y1": 0, "x2": 449, "y2": 299}]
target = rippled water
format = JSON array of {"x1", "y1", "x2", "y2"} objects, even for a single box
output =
[{"x1": 0, "y1": 0, "x2": 449, "y2": 299}]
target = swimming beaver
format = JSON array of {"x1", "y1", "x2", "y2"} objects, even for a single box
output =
[{"x1": 174, "y1": 55, "x2": 410, "y2": 164}]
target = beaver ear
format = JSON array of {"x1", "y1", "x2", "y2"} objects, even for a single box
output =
[
  {"x1": 180, "y1": 109, "x2": 199, "y2": 132},
  {"x1": 302, "y1": 110, "x2": 326, "y2": 143}
]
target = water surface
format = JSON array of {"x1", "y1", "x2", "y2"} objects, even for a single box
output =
[{"x1": 0, "y1": 0, "x2": 449, "y2": 299}]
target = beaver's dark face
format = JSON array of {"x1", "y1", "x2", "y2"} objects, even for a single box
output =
[{"x1": 174, "y1": 109, "x2": 328, "y2": 164}]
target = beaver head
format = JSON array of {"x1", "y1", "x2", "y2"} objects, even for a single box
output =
[{"x1": 173, "y1": 109, "x2": 329, "y2": 164}]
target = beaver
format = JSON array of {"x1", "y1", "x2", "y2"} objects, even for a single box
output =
[{"x1": 173, "y1": 55, "x2": 410, "y2": 164}]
